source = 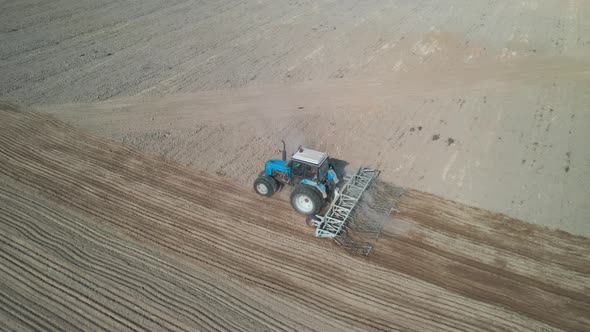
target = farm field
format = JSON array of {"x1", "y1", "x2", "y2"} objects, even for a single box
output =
[
  {"x1": 1, "y1": 0, "x2": 590, "y2": 331},
  {"x1": 2, "y1": 104, "x2": 590, "y2": 331},
  {"x1": 2, "y1": 0, "x2": 585, "y2": 233}
]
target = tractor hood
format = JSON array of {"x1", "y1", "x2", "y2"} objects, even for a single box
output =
[{"x1": 265, "y1": 159, "x2": 289, "y2": 176}]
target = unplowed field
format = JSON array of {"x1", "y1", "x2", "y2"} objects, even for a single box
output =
[{"x1": 2, "y1": 104, "x2": 589, "y2": 331}]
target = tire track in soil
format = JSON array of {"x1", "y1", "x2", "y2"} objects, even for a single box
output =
[{"x1": 1, "y1": 103, "x2": 589, "y2": 331}]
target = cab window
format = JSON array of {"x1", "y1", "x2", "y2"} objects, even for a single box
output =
[
  {"x1": 304, "y1": 166, "x2": 317, "y2": 180},
  {"x1": 292, "y1": 162, "x2": 304, "y2": 177}
]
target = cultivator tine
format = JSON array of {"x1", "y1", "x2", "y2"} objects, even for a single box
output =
[
  {"x1": 347, "y1": 218, "x2": 384, "y2": 234},
  {"x1": 315, "y1": 166, "x2": 406, "y2": 257},
  {"x1": 315, "y1": 167, "x2": 380, "y2": 239},
  {"x1": 334, "y1": 232, "x2": 373, "y2": 256}
]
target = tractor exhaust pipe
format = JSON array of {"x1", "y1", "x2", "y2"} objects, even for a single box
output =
[{"x1": 281, "y1": 140, "x2": 287, "y2": 161}]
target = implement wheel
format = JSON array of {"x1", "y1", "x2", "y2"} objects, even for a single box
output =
[
  {"x1": 290, "y1": 185, "x2": 322, "y2": 216},
  {"x1": 305, "y1": 216, "x2": 319, "y2": 228}
]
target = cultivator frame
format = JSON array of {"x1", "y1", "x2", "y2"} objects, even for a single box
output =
[
  {"x1": 314, "y1": 167, "x2": 380, "y2": 238},
  {"x1": 311, "y1": 167, "x2": 392, "y2": 255}
]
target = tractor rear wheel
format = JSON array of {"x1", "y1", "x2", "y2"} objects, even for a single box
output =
[
  {"x1": 290, "y1": 185, "x2": 323, "y2": 216},
  {"x1": 254, "y1": 175, "x2": 277, "y2": 197}
]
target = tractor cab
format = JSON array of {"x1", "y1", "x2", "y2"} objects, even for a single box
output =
[{"x1": 290, "y1": 148, "x2": 329, "y2": 183}]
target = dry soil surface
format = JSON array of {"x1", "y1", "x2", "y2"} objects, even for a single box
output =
[
  {"x1": 2, "y1": 104, "x2": 590, "y2": 332},
  {"x1": 43, "y1": 55, "x2": 590, "y2": 236},
  {"x1": 9, "y1": 0, "x2": 586, "y2": 235},
  {"x1": 2, "y1": 1, "x2": 590, "y2": 331}
]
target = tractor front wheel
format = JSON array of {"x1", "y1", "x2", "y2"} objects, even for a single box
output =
[
  {"x1": 254, "y1": 175, "x2": 277, "y2": 197},
  {"x1": 290, "y1": 185, "x2": 323, "y2": 216}
]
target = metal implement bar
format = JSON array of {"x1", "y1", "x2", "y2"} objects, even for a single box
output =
[{"x1": 315, "y1": 167, "x2": 380, "y2": 238}]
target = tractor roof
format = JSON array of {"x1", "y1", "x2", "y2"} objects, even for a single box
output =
[{"x1": 292, "y1": 147, "x2": 328, "y2": 166}]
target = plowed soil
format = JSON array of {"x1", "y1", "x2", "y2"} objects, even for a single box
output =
[{"x1": 2, "y1": 104, "x2": 589, "y2": 331}]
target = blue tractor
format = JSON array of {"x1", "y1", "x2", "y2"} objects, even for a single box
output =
[{"x1": 254, "y1": 141, "x2": 340, "y2": 216}]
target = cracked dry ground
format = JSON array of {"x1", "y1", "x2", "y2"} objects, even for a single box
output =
[{"x1": 1, "y1": 103, "x2": 589, "y2": 331}]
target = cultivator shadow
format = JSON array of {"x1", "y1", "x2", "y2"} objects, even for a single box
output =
[{"x1": 311, "y1": 167, "x2": 405, "y2": 256}]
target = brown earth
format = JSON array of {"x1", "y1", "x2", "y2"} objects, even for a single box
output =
[
  {"x1": 41, "y1": 54, "x2": 590, "y2": 236},
  {"x1": 2, "y1": 103, "x2": 589, "y2": 331},
  {"x1": 2, "y1": 0, "x2": 590, "y2": 235},
  {"x1": 2, "y1": 1, "x2": 590, "y2": 330}
]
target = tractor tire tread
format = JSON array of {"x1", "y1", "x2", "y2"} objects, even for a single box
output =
[
  {"x1": 254, "y1": 175, "x2": 277, "y2": 197},
  {"x1": 290, "y1": 185, "x2": 323, "y2": 216}
]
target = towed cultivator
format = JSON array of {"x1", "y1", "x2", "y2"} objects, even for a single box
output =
[{"x1": 254, "y1": 142, "x2": 402, "y2": 256}]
